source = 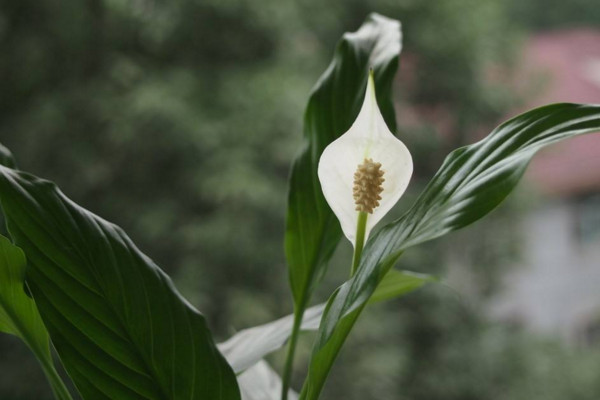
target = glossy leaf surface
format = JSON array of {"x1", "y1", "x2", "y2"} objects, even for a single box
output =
[
  {"x1": 0, "y1": 165, "x2": 240, "y2": 400},
  {"x1": 302, "y1": 103, "x2": 600, "y2": 399}
]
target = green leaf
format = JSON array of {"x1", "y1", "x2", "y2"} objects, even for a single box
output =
[
  {"x1": 0, "y1": 166, "x2": 240, "y2": 400},
  {"x1": 301, "y1": 103, "x2": 600, "y2": 399},
  {"x1": 368, "y1": 269, "x2": 437, "y2": 304},
  {"x1": 0, "y1": 235, "x2": 47, "y2": 353},
  {"x1": 284, "y1": 13, "x2": 401, "y2": 309},
  {"x1": 0, "y1": 143, "x2": 16, "y2": 169},
  {"x1": 0, "y1": 234, "x2": 72, "y2": 400}
]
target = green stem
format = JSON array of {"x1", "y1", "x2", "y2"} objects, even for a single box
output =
[
  {"x1": 285, "y1": 212, "x2": 368, "y2": 399},
  {"x1": 281, "y1": 304, "x2": 305, "y2": 400},
  {"x1": 350, "y1": 212, "x2": 368, "y2": 277}
]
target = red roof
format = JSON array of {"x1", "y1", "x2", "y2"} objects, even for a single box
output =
[{"x1": 520, "y1": 29, "x2": 600, "y2": 196}]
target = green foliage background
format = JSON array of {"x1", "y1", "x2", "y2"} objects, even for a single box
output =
[{"x1": 0, "y1": 0, "x2": 599, "y2": 399}]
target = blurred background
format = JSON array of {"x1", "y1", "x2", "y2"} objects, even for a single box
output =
[{"x1": 1, "y1": 0, "x2": 599, "y2": 399}]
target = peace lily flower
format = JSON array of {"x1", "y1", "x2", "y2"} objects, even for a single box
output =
[{"x1": 318, "y1": 72, "x2": 412, "y2": 273}]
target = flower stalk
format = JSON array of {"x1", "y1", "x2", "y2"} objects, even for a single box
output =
[
  {"x1": 350, "y1": 212, "x2": 368, "y2": 277},
  {"x1": 281, "y1": 306, "x2": 304, "y2": 400}
]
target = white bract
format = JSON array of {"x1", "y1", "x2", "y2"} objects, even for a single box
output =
[{"x1": 318, "y1": 73, "x2": 413, "y2": 246}]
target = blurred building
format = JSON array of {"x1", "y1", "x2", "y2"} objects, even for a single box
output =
[{"x1": 490, "y1": 29, "x2": 600, "y2": 346}]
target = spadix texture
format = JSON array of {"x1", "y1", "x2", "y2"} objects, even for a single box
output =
[{"x1": 318, "y1": 74, "x2": 412, "y2": 245}]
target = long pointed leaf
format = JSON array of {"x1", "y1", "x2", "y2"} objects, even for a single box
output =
[
  {"x1": 0, "y1": 165, "x2": 240, "y2": 400},
  {"x1": 302, "y1": 103, "x2": 600, "y2": 399}
]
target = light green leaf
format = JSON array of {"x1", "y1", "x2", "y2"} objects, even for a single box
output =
[
  {"x1": 368, "y1": 270, "x2": 437, "y2": 304},
  {"x1": 0, "y1": 165, "x2": 240, "y2": 400},
  {"x1": 301, "y1": 103, "x2": 600, "y2": 399},
  {"x1": 0, "y1": 235, "x2": 47, "y2": 352},
  {"x1": 0, "y1": 234, "x2": 72, "y2": 400}
]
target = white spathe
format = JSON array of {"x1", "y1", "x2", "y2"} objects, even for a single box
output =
[{"x1": 318, "y1": 73, "x2": 413, "y2": 246}]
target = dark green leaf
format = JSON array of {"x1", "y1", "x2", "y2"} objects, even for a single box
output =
[
  {"x1": 285, "y1": 13, "x2": 401, "y2": 310},
  {"x1": 0, "y1": 166, "x2": 240, "y2": 400},
  {"x1": 0, "y1": 143, "x2": 16, "y2": 169},
  {"x1": 302, "y1": 103, "x2": 600, "y2": 399}
]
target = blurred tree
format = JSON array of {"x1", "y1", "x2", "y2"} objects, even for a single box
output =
[{"x1": 509, "y1": 0, "x2": 600, "y2": 30}]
